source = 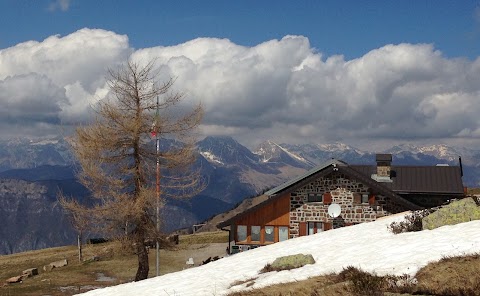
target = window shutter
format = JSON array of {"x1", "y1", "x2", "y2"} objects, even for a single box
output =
[
  {"x1": 369, "y1": 194, "x2": 376, "y2": 205},
  {"x1": 298, "y1": 222, "x2": 307, "y2": 236},
  {"x1": 353, "y1": 193, "x2": 361, "y2": 204},
  {"x1": 323, "y1": 192, "x2": 332, "y2": 205},
  {"x1": 324, "y1": 222, "x2": 332, "y2": 230}
]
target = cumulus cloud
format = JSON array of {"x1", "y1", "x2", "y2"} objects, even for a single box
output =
[
  {"x1": 132, "y1": 38, "x2": 480, "y2": 146},
  {"x1": 0, "y1": 28, "x2": 130, "y2": 137},
  {"x1": 1, "y1": 29, "x2": 480, "y2": 147},
  {"x1": 0, "y1": 73, "x2": 67, "y2": 124}
]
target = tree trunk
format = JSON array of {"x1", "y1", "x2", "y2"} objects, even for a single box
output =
[
  {"x1": 134, "y1": 227, "x2": 149, "y2": 281},
  {"x1": 77, "y1": 232, "x2": 83, "y2": 262}
]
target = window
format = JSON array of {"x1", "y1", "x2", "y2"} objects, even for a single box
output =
[
  {"x1": 308, "y1": 222, "x2": 315, "y2": 235},
  {"x1": 237, "y1": 225, "x2": 247, "y2": 241},
  {"x1": 353, "y1": 193, "x2": 361, "y2": 204},
  {"x1": 307, "y1": 193, "x2": 323, "y2": 202},
  {"x1": 279, "y1": 226, "x2": 289, "y2": 242},
  {"x1": 307, "y1": 222, "x2": 324, "y2": 235},
  {"x1": 251, "y1": 226, "x2": 260, "y2": 241},
  {"x1": 264, "y1": 226, "x2": 274, "y2": 242},
  {"x1": 361, "y1": 194, "x2": 369, "y2": 204}
]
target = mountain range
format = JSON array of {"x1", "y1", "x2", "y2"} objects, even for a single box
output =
[{"x1": 1, "y1": 135, "x2": 479, "y2": 254}]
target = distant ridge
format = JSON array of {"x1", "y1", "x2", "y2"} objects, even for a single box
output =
[{"x1": 1, "y1": 135, "x2": 480, "y2": 254}]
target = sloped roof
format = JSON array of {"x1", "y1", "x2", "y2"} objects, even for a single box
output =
[
  {"x1": 264, "y1": 159, "x2": 347, "y2": 196},
  {"x1": 350, "y1": 165, "x2": 464, "y2": 195}
]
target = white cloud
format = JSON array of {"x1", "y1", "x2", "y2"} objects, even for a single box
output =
[
  {"x1": 0, "y1": 73, "x2": 67, "y2": 124},
  {"x1": 132, "y1": 39, "x2": 480, "y2": 146},
  {"x1": 0, "y1": 29, "x2": 130, "y2": 137},
  {"x1": 48, "y1": 0, "x2": 71, "y2": 11},
  {"x1": 1, "y1": 29, "x2": 480, "y2": 147}
]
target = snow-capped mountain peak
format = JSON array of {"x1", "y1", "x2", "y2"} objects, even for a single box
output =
[
  {"x1": 197, "y1": 136, "x2": 259, "y2": 166},
  {"x1": 199, "y1": 151, "x2": 224, "y2": 165},
  {"x1": 317, "y1": 142, "x2": 365, "y2": 154},
  {"x1": 385, "y1": 143, "x2": 466, "y2": 163},
  {"x1": 254, "y1": 140, "x2": 310, "y2": 167}
]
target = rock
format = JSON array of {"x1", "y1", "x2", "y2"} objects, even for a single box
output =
[
  {"x1": 50, "y1": 259, "x2": 68, "y2": 268},
  {"x1": 269, "y1": 253, "x2": 315, "y2": 271},
  {"x1": 6, "y1": 275, "x2": 24, "y2": 284},
  {"x1": 43, "y1": 265, "x2": 53, "y2": 272},
  {"x1": 423, "y1": 198, "x2": 480, "y2": 230},
  {"x1": 44, "y1": 259, "x2": 68, "y2": 271},
  {"x1": 22, "y1": 268, "x2": 38, "y2": 277}
]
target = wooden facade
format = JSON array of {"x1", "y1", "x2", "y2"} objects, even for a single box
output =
[{"x1": 234, "y1": 193, "x2": 290, "y2": 245}]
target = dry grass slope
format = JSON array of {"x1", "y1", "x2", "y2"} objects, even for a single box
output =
[
  {"x1": 229, "y1": 253, "x2": 480, "y2": 296},
  {"x1": 0, "y1": 231, "x2": 228, "y2": 296}
]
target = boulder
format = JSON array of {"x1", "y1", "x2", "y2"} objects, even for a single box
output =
[
  {"x1": 50, "y1": 259, "x2": 68, "y2": 268},
  {"x1": 423, "y1": 198, "x2": 480, "y2": 230},
  {"x1": 270, "y1": 253, "x2": 315, "y2": 271},
  {"x1": 44, "y1": 259, "x2": 68, "y2": 271},
  {"x1": 22, "y1": 268, "x2": 38, "y2": 277},
  {"x1": 6, "y1": 275, "x2": 24, "y2": 284}
]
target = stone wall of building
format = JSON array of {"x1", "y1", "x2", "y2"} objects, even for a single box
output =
[{"x1": 289, "y1": 172, "x2": 399, "y2": 238}]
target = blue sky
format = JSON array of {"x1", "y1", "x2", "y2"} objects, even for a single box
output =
[
  {"x1": 2, "y1": 1, "x2": 478, "y2": 59},
  {"x1": 1, "y1": 0, "x2": 480, "y2": 148}
]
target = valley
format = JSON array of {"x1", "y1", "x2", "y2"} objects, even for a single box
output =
[{"x1": 1, "y1": 135, "x2": 479, "y2": 255}]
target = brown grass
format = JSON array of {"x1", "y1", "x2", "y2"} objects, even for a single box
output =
[
  {"x1": 0, "y1": 231, "x2": 228, "y2": 296},
  {"x1": 228, "y1": 274, "x2": 350, "y2": 296},
  {"x1": 179, "y1": 231, "x2": 229, "y2": 245},
  {"x1": 3, "y1": 229, "x2": 479, "y2": 296},
  {"x1": 467, "y1": 188, "x2": 480, "y2": 195},
  {"x1": 228, "y1": 254, "x2": 480, "y2": 296},
  {"x1": 414, "y1": 253, "x2": 480, "y2": 295}
]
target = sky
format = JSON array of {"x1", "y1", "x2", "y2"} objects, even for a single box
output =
[
  {"x1": 1, "y1": 0, "x2": 480, "y2": 149},
  {"x1": 77, "y1": 213, "x2": 480, "y2": 295}
]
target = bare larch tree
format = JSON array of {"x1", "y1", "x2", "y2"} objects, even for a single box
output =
[{"x1": 62, "y1": 60, "x2": 203, "y2": 281}]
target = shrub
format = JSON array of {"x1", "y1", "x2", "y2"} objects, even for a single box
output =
[
  {"x1": 337, "y1": 266, "x2": 385, "y2": 296},
  {"x1": 388, "y1": 210, "x2": 430, "y2": 234},
  {"x1": 384, "y1": 274, "x2": 417, "y2": 293}
]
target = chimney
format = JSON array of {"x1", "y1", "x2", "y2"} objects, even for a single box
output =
[{"x1": 375, "y1": 154, "x2": 392, "y2": 178}]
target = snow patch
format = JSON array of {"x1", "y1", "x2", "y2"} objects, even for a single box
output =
[
  {"x1": 29, "y1": 139, "x2": 59, "y2": 146},
  {"x1": 78, "y1": 214, "x2": 480, "y2": 296},
  {"x1": 200, "y1": 151, "x2": 224, "y2": 165},
  {"x1": 254, "y1": 140, "x2": 307, "y2": 163}
]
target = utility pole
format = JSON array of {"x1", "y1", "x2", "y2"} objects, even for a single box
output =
[{"x1": 155, "y1": 95, "x2": 160, "y2": 277}]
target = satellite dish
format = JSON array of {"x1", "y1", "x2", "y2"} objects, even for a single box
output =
[{"x1": 328, "y1": 203, "x2": 341, "y2": 218}]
